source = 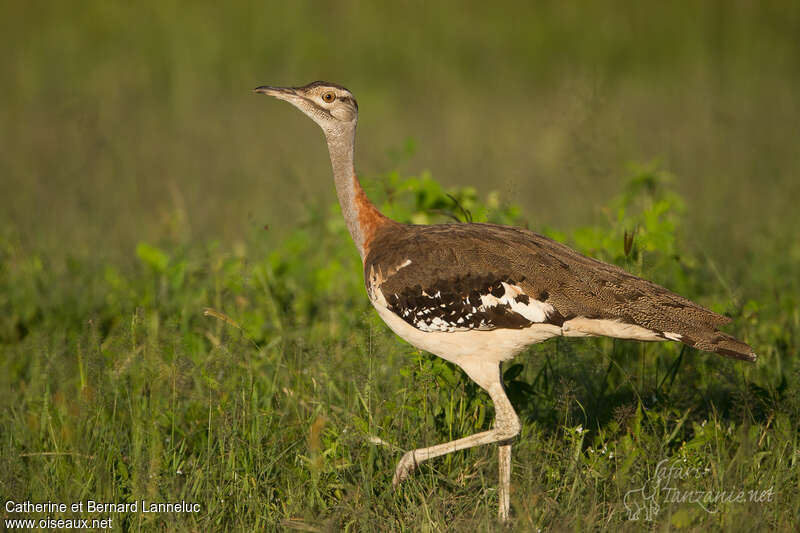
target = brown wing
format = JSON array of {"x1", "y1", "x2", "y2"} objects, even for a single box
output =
[{"x1": 365, "y1": 222, "x2": 755, "y2": 361}]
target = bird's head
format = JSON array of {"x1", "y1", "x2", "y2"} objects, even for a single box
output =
[{"x1": 254, "y1": 81, "x2": 358, "y2": 136}]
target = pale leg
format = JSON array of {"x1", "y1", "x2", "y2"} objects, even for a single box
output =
[
  {"x1": 498, "y1": 441, "x2": 511, "y2": 521},
  {"x1": 393, "y1": 360, "x2": 519, "y2": 521}
]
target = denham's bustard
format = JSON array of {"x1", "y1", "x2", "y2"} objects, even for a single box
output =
[{"x1": 254, "y1": 81, "x2": 756, "y2": 521}]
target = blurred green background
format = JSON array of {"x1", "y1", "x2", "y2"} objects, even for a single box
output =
[
  {"x1": 2, "y1": 0, "x2": 798, "y2": 268},
  {"x1": 3, "y1": 3, "x2": 800, "y2": 529}
]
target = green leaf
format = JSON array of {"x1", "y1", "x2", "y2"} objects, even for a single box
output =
[
  {"x1": 136, "y1": 242, "x2": 169, "y2": 273},
  {"x1": 503, "y1": 363, "x2": 524, "y2": 381}
]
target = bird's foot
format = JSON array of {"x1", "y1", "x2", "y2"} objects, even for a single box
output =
[{"x1": 392, "y1": 451, "x2": 417, "y2": 487}]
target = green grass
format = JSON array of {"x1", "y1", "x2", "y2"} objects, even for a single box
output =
[
  {"x1": 2, "y1": 168, "x2": 798, "y2": 531},
  {"x1": 2, "y1": 2, "x2": 800, "y2": 530}
]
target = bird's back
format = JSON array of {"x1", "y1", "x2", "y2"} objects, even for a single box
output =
[{"x1": 365, "y1": 222, "x2": 756, "y2": 361}]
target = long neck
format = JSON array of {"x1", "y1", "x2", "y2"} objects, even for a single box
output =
[{"x1": 325, "y1": 127, "x2": 389, "y2": 261}]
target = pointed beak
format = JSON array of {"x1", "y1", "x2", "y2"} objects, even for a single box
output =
[
  {"x1": 254, "y1": 85, "x2": 301, "y2": 103},
  {"x1": 254, "y1": 83, "x2": 331, "y2": 129}
]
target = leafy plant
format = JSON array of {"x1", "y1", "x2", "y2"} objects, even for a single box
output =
[{"x1": 0, "y1": 166, "x2": 796, "y2": 531}]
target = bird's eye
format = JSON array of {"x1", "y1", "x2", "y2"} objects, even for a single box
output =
[{"x1": 322, "y1": 92, "x2": 336, "y2": 103}]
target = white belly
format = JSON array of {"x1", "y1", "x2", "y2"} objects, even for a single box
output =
[
  {"x1": 372, "y1": 301, "x2": 563, "y2": 367},
  {"x1": 368, "y1": 280, "x2": 667, "y2": 389}
]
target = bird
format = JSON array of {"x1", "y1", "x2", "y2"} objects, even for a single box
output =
[{"x1": 253, "y1": 81, "x2": 757, "y2": 521}]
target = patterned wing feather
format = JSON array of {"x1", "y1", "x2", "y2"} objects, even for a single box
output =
[{"x1": 365, "y1": 222, "x2": 755, "y2": 361}]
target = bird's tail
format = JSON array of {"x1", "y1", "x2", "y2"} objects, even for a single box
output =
[{"x1": 682, "y1": 330, "x2": 757, "y2": 362}]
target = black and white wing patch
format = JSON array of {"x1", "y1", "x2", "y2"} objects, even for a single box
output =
[{"x1": 380, "y1": 273, "x2": 558, "y2": 332}]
